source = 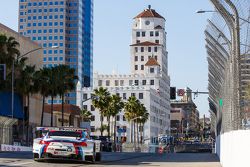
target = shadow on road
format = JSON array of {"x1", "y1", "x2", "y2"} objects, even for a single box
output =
[{"x1": 101, "y1": 153, "x2": 220, "y2": 166}]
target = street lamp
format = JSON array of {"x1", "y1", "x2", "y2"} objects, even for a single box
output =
[
  {"x1": 11, "y1": 45, "x2": 59, "y2": 119},
  {"x1": 196, "y1": 9, "x2": 250, "y2": 24}
]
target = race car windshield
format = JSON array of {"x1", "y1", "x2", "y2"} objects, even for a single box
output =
[{"x1": 48, "y1": 131, "x2": 81, "y2": 138}]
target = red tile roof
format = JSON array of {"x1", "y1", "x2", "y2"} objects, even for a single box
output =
[
  {"x1": 145, "y1": 57, "x2": 160, "y2": 66},
  {"x1": 134, "y1": 8, "x2": 165, "y2": 20},
  {"x1": 130, "y1": 41, "x2": 161, "y2": 46},
  {"x1": 44, "y1": 104, "x2": 80, "y2": 115}
]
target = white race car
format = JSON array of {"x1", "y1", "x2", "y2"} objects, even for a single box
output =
[{"x1": 33, "y1": 127, "x2": 101, "y2": 162}]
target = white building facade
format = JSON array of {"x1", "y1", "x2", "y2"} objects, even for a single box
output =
[{"x1": 76, "y1": 6, "x2": 171, "y2": 144}]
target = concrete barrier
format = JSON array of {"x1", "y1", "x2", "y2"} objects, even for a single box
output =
[
  {"x1": 216, "y1": 130, "x2": 250, "y2": 167},
  {"x1": 0, "y1": 144, "x2": 32, "y2": 152}
]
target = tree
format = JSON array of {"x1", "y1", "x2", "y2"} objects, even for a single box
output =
[
  {"x1": 80, "y1": 108, "x2": 92, "y2": 122},
  {"x1": 55, "y1": 65, "x2": 78, "y2": 126},
  {"x1": 124, "y1": 96, "x2": 140, "y2": 143},
  {"x1": 92, "y1": 87, "x2": 111, "y2": 136},
  {"x1": 0, "y1": 35, "x2": 20, "y2": 91},
  {"x1": 47, "y1": 67, "x2": 58, "y2": 127},
  {"x1": 107, "y1": 94, "x2": 124, "y2": 151},
  {"x1": 137, "y1": 104, "x2": 149, "y2": 144},
  {"x1": 33, "y1": 68, "x2": 51, "y2": 126}
]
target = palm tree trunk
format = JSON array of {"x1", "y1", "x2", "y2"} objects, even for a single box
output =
[
  {"x1": 130, "y1": 121, "x2": 133, "y2": 143},
  {"x1": 134, "y1": 121, "x2": 136, "y2": 145},
  {"x1": 140, "y1": 122, "x2": 142, "y2": 144},
  {"x1": 100, "y1": 112, "x2": 103, "y2": 136},
  {"x1": 136, "y1": 122, "x2": 140, "y2": 146},
  {"x1": 40, "y1": 96, "x2": 45, "y2": 126},
  {"x1": 51, "y1": 96, "x2": 54, "y2": 127},
  {"x1": 114, "y1": 118, "x2": 117, "y2": 152},
  {"x1": 107, "y1": 116, "x2": 111, "y2": 139},
  {"x1": 61, "y1": 94, "x2": 64, "y2": 126}
]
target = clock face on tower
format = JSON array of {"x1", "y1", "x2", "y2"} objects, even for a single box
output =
[{"x1": 145, "y1": 20, "x2": 150, "y2": 25}]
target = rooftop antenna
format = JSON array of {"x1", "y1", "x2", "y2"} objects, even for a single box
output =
[{"x1": 148, "y1": 5, "x2": 151, "y2": 9}]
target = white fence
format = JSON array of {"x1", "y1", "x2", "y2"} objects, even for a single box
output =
[{"x1": 216, "y1": 130, "x2": 250, "y2": 167}]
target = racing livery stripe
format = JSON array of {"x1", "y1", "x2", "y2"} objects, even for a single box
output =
[{"x1": 39, "y1": 145, "x2": 46, "y2": 157}]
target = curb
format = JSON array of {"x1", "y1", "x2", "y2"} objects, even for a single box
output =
[{"x1": 101, "y1": 153, "x2": 153, "y2": 164}]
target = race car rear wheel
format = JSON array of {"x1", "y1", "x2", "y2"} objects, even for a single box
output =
[
  {"x1": 33, "y1": 153, "x2": 39, "y2": 161},
  {"x1": 95, "y1": 152, "x2": 101, "y2": 161}
]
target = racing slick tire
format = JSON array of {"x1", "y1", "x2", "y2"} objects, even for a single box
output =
[{"x1": 33, "y1": 153, "x2": 40, "y2": 162}]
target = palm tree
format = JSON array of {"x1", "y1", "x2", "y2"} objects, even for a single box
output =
[
  {"x1": 80, "y1": 108, "x2": 92, "y2": 122},
  {"x1": 97, "y1": 124, "x2": 108, "y2": 134},
  {"x1": 107, "y1": 94, "x2": 124, "y2": 151},
  {"x1": 92, "y1": 87, "x2": 111, "y2": 136},
  {"x1": 55, "y1": 65, "x2": 78, "y2": 126},
  {"x1": 47, "y1": 67, "x2": 58, "y2": 127},
  {"x1": 0, "y1": 35, "x2": 20, "y2": 91},
  {"x1": 137, "y1": 104, "x2": 149, "y2": 144},
  {"x1": 33, "y1": 68, "x2": 51, "y2": 126},
  {"x1": 124, "y1": 96, "x2": 140, "y2": 143}
]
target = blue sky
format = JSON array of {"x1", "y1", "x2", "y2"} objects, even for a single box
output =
[{"x1": 0, "y1": 0, "x2": 213, "y2": 117}]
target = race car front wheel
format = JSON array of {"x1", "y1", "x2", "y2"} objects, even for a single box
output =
[{"x1": 33, "y1": 153, "x2": 39, "y2": 161}]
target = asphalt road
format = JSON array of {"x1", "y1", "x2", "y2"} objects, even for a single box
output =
[{"x1": 0, "y1": 152, "x2": 221, "y2": 167}]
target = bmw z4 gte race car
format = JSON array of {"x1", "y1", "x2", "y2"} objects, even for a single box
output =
[{"x1": 33, "y1": 127, "x2": 101, "y2": 162}]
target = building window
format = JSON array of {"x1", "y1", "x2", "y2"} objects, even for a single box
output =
[
  {"x1": 135, "y1": 47, "x2": 138, "y2": 52},
  {"x1": 115, "y1": 80, "x2": 119, "y2": 86},
  {"x1": 150, "y1": 80, "x2": 155, "y2": 85},
  {"x1": 116, "y1": 115, "x2": 120, "y2": 121},
  {"x1": 91, "y1": 105, "x2": 95, "y2": 111},
  {"x1": 90, "y1": 126, "x2": 95, "y2": 132},
  {"x1": 98, "y1": 80, "x2": 102, "y2": 86},
  {"x1": 106, "y1": 80, "x2": 110, "y2": 86},
  {"x1": 155, "y1": 40, "x2": 159, "y2": 44},
  {"x1": 136, "y1": 40, "x2": 140, "y2": 44},
  {"x1": 154, "y1": 56, "x2": 157, "y2": 60},
  {"x1": 129, "y1": 80, "x2": 133, "y2": 86},
  {"x1": 135, "y1": 65, "x2": 138, "y2": 70},
  {"x1": 83, "y1": 105, "x2": 87, "y2": 110},
  {"x1": 83, "y1": 93, "x2": 88, "y2": 100},
  {"x1": 155, "y1": 31, "x2": 159, "y2": 36},
  {"x1": 123, "y1": 93, "x2": 126, "y2": 99},
  {"x1": 148, "y1": 47, "x2": 151, "y2": 52},
  {"x1": 141, "y1": 56, "x2": 144, "y2": 61},
  {"x1": 134, "y1": 80, "x2": 139, "y2": 86},
  {"x1": 142, "y1": 80, "x2": 146, "y2": 85},
  {"x1": 142, "y1": 31, "x2": 145, "y2": 37},
  {"x1": 135, "y1": 56, "x2": 138, "y2": 61},
  {"x1": 150, "y1": 68, "x2": 155, "y2": 73},
  {"x1": 154, "y1": 47, "x2": 158, "y2": 52},
  {"x1": 150, "y1": 31, "x2": 154, "y2": 36},
  {"x1": 141, "y1": 47, "x2": 144, "y2": 52},
  {"x1": 116, "y1": 93, "x2": 120, "y2": 97},
  {"x1": 120, "y1": 80, "x2": 124, "y2": 86},
  {"x1": 136, "y1": 32, "x2": 140, "y2": 37},
  {"x1": 139, "y1": 93, "x2": 143, "y2": 99},
  {"x1": 141, "y1": 65, "x2": 144, "y2": 70},
  {"x1": 123, "y1": 116, "x2": 126, "y2": 121},
  {"x1": 131, "y1": 93, "x2": 135, "y2": 97},
  {"x1": 91, "y1": 116, "x2": 95, "y2": 121}
]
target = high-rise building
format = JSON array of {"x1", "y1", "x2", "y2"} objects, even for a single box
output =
[
  {"x1": 18, "y1": 0, "x2": 93, "y2": 104},
  {"x1": 76, "y1": 6, "x2": 171, "y2": 144}
]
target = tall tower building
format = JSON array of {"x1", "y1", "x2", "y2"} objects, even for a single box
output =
[
  {"x1": 77, "y1": 6, "x2": 171, "y2": 144},
  {"x1": 18, "y1": 0, "x2": 93, "y2": 104}
]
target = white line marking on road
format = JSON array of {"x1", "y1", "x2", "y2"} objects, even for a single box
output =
[{"x1": 9, "y1": 161, "x2": 33, "y2": 166}]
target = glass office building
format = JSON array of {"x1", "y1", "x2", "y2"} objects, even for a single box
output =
[{"x1": 18, "y1": 0, "x2": 93, "y2": 104}]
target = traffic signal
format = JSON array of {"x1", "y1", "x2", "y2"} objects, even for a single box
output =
[
  {"x1": 170, "y1": 87, "x2": 176, "y2": 99},
  {"x1": 0, "y1": 64, "x2": 6, "y2": 80}
]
